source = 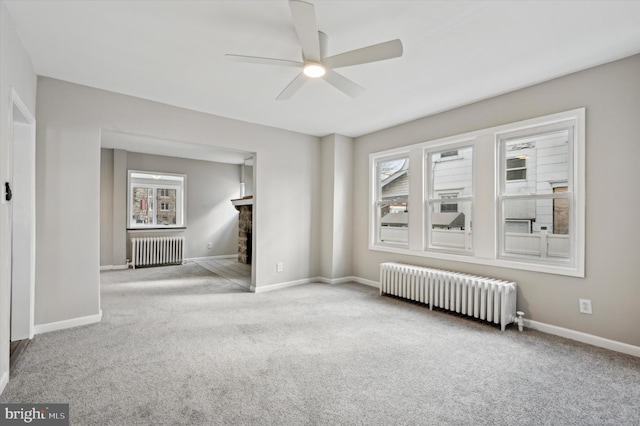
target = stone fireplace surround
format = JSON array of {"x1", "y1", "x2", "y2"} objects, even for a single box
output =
[{"x1": 231, "y1": 196, "x2": 252, "y2": 264}]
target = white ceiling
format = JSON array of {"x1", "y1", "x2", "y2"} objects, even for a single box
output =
[
  {"x1": 5, "y1": 0, "x2": 640, "y2": 141},
  {"x1": 101, "y1": 130, "x2": 252, "y2": 165}
]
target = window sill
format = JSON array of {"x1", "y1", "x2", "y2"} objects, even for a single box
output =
[
  {"x1": 369, "y1": 244, "x2": 583, "y2": 278},
  {"x1": 127, "y1": 227, "x2": 186, "y2": 232}
]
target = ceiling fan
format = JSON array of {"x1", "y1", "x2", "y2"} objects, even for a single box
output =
[{"x1": 225, "y1": 0, "x2": 403, "y2": 100}]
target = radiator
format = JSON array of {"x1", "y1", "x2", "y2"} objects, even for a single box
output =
[
  {"x1": 131, "y1": 236, "x2": 185, "y2": 269},
  {"x1": 380, "y1": 262, "x2": 517, "y2": 331}
]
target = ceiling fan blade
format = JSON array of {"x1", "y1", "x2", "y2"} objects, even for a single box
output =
[
  {"x1": 289, "y1": 0, "x2": 321, "y2": 61},
  {"x1": 318, "y1": 31, "x2": 328, "y2": 59},
  {"x1": 323, "y1": 69, "x2": 365, "y2": 98},
  {"x1": 225, "y1": 54, "x2": 303, "y2": 68},
  {"x1": 277, "y1": 73, "x2": 307, "y2": 100},
  {"x1": 323, "y1": 39, "x2": 403, "y2": 69}
]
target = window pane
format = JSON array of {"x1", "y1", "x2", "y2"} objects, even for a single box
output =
[
  {"x1": 504, "y1": 130, "x2": 569, "y2": 194},
  {"x1": 129, "y1": 171, "x2": 185, "y2": 228},
  {"x1": 379, "y1": 158, "x2": 407, "y2": 183},
  {"x1": 379, "y1": 201, "x2": 408, "y2": 243},
  {"x1": 379, "y1": 158, "x2": 409, "y2": 199},
  {"x1": 156, "y1": 188, "x2": 177, "y2": 225},
  {"x1": 506, "y1": 168, "x2": 526, "y2": 181},
  {"x1": 429, "y1": 147, "x2": 472, "y2": 252},
  {"x1": 133, "y1": 187, "x2": 154, "y2": 225},
  {"x1": 506, "y1": 158, "x2": 525, "y2": 169},
  {"x1": 431, "y1": 147, "x2": 473, "y2": 196},
  {"x1": 553, "y1": 187, "x2": 569, "y2": 235},
  {"x1": 502, "y1": 198, "x2": 570, "y2": 259},
  {"x1": 378, "y1": 158, "x2": 409, "y2": 245},
  {"x1": 430, "y1": 201, "x2": 472, "y2": 250}
]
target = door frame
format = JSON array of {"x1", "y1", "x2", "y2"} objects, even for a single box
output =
[{"x1": 8, "y1": 87, "x2": 36, "y2": 341}]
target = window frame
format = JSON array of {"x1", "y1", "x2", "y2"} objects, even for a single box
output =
[
  {"x1": 373, "y1": 154, "x2": 410, "y2": 248},
  {"x1": 497, "y1": 121, "x2": 576, "y2": 267},
  {"x1": 425, "y1": 142, "x2": 475, "y2": 254},
  {"x1": 127, "y1": 170, "x2": 187, "y2": 230},
  {"x1": 368, "y1": 108, "x2": 585, "y2": 277}
]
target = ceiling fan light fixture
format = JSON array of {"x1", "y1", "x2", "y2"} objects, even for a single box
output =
[{"x1": 303, "y1": 62, "x2": 326, "y2": 78}]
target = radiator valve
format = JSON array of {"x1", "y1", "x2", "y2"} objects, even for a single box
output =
[{"x1": 515, "y1": 311, "x2": 525, "y2": 332}]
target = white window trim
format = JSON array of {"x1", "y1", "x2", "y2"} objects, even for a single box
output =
[
  {"x1": 369, "y1": 108, "x2": 585, "y2": 277},
  {"x1": 127, "y1": 170, "x2": 187, "y2": 229},
  {"x1": 425, "y1": 142, "x2": 475, "y2": 254},
  {"x1": 497, "y1": 121, "x2": 577, "y2": 269},
  {"x1": 372, "y1": 153, "x2": 411, "y2": 248}
]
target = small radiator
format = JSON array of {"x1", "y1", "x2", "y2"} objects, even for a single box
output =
[
  {"x1": 131, "y1": 236, "x2": 185, "y2": 269},
  {"x1": 380, "y1": 262, "x2": 517, "y2": 331}
]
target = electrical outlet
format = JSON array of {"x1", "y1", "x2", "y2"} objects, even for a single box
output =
[
  {"x1": 276, "y1": 262, "x2": 284, "y2": 272},
  {"x1": 579, "y1": 299, "x2": 592, "y2": 314},
  {"x1": 207, "y1": 242, "x2": 213, "y2": 249}
]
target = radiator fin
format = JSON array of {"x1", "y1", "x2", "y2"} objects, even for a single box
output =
[
  {"x1": 131, "y1": 236, "x2": 185, "y2": 269},
  {"x1": 380, "y1": 262, "x2": 517, "y2": 331}
]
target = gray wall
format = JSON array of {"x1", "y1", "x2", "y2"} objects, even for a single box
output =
[
  {"x1": 100, "y1": 148, "x2": 240, "y2": 266},
  {"x1": 100, "y1": 149, "x2": 114, "y2": 266},
  {"x1": 35, "y1": 77, "x2": 320, "y2": 327},
  {"x1": 0, "y1": 0, "x2": 38, "y2": 391},
  {"x1": 353, "y1": 54, "x2": 640, "y2": 347},
  {"x1": 320, "y1": 134, "x2": 354, "y2": 279},
  {"x1": 242, "y1": 161, "x2": 253, "y2": 197}
]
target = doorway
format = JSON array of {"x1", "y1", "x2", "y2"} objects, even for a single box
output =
[
  {"x1": 99, "y1": 131, "x2": 256, "y2": 291},
  {"x1": 8, "y1": 89, "x2": 36, "y2": 367}
]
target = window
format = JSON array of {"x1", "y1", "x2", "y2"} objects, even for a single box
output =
[
  {"x1": 439, "y1": 193, "x2": 459, "y2": 213},
  {"x1": 506, "y1": 157, "x2": 526, "y2": 180},
  {"x1": 128, "y1": 171, "x2": 185, "y2": 229},
  {"x1": 498, "y1": 124, "x2": 573, "y2": 263},
  {"x1": 440, "y1": 150, "x2": 458, "y2": 158},
  {"x1": 427, "y1": 146, "x2": 473, "y2": 252},
  {"x1": 369, "y1": 108, "x2": 584, "y2": 277},
  {"x1": 375, "y1": 157, "x2": 409, "y2": 246}
]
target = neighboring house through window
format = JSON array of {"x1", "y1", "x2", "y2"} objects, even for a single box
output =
[
  {"x1": 375, "y1": 157, "x2": 409, "y2": 246},
  {"x1": 428, "y1": 146, "x2": 473, "y2": 252},
  {"x1": 498, "y1": 123, "x2": 574, "y2": 262},
  {"x1": 128, "y1": 171, "x2": 186, "y2": 228}
]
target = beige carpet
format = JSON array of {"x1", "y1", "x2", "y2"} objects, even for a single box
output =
[{"x1": 2, "y1": 263, "x2": 639, "y2": 425}]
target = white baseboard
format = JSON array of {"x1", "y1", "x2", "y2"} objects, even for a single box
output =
[
  {"x1": 252, "y1": 276, "x2": 380, "y2": 293},
  {"x1": 524, "y1": 319, "x2": 639, "y2": 358},
  {"x1": 315, "y1": 276, "x2": 380, "y2": 288},
  {"x1": 34, "y1": 310, "x2": 103, "y2": 335},
  {"x1": 315, "y1": 276, "x2": 351, "y2": 285},
  {"x1": 100, "y1": 265, "x2": 128, "y2": 271},
  {"x1": 350, "y1": 276, "x2": 380, "y2": 288},
  {"x1": 0, "y1": 371, "x2": 7, "y2": 396},
  {"x1": 187, "y1": 255, "x2": 237, "y2": 263},
  {"x1": 251, "y1": 277, "x2": 313, "y2": 293}
]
